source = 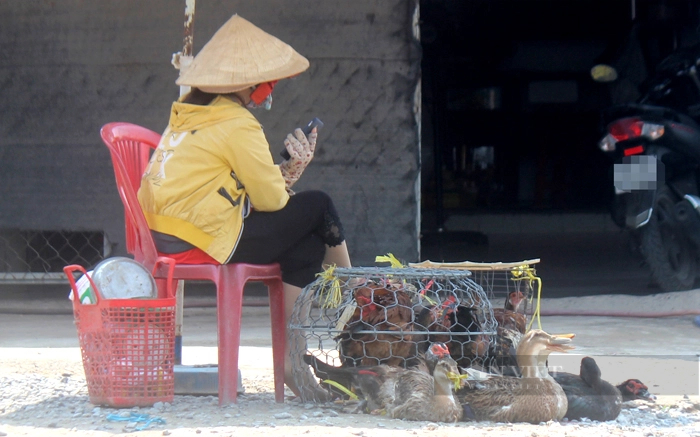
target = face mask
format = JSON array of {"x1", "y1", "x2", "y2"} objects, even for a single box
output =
[
  {"x1": 247, "y1": 81, "x2": 277, "y2": 111},
  {"x1": 246, "y1": 93, "x2": 273, "y2": 111}
]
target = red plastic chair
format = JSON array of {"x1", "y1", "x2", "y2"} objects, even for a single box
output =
[{"x1": 100, "y1": 122, "x2": 286, "y2": 405}]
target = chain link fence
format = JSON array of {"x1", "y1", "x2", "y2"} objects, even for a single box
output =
[{"x1": 0, "y1": 229, "x2": 107, "y2": 284}]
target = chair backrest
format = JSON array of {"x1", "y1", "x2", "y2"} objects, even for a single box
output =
[{"x1": 100, "y1": 122, "x2": 162, "y2": 269}]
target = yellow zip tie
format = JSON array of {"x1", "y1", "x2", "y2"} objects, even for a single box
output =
[
  {"x1": 447, "y1": 371, "x2": 469, "y2": 391},
  {"x1": 315, "y1": 264, "x2": 342, "y2": 309},
  {"x1": 420, "y1": 293, "x2": 437, "y2": 307},
  {"x1": 510, "y1": 265, "x2": 542, "y2": 331},
  {"x1": 322, "y1": 379, "x2": 358, "y2": 400},
  {"x1": 375, "y1": 253, "x2": 404, "y2": 268}
]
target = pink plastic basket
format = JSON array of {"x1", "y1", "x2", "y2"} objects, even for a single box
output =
[{"x1": 64, "y1": 257, "x2": 176, "y2": 407}]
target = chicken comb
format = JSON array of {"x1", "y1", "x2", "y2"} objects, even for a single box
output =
[
  {"x1": 429, "y1": 342, "x2": 450, "y2": 358},
  {"x1": 440, "y1": 294, "x2": 458, "y2": 308}
]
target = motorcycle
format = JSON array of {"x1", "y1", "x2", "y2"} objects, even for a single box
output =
[{"x1": 594, "y1": 45, "x2": 700, "y2": 292}]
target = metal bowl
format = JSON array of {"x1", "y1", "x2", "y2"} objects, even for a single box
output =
[{"x1": 91, "y1": 257, "x2": 157, "y2": 300}]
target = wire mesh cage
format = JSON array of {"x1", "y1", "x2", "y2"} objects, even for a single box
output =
[
  {"x1": 288, "y1": 266, "x2": 499, "y2": 403},
  {"x1": 410, "y1": 259, "x2": 542, "y2": 326}
]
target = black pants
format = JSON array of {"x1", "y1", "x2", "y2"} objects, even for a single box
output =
[{"x1": 228, "y1": 190, "x2": 345, "y2": 288}]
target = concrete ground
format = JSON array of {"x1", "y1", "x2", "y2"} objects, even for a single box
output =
[
  {"x1": 1, "y1": 292, "x2": 699, "y2": 402},
  {"x1": 0, "y1": 227, "x2": 699, "y2": 403}
]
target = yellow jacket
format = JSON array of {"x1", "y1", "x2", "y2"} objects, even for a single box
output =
[{"x1": 138, "y1": 95, "x2": 289, "y2": 263}]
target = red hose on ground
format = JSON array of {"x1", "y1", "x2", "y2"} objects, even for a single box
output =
[{"x1": 539, "y1": 309, "x2": 700, "y2": 318}]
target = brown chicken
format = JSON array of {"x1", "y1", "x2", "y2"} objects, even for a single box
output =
[
  {"x1": 413, "y1": 295, "x2": 459, "y2": 349},
  {"x1": 477, "y1": 290, "x2": 527, "y2": 376},
  {"x1": 481, "y1": 325, "x2": 524, "y2": 376},
  {"x1": 336, "y1": 281, "x2": 417, "y2": 367},
  {"x1": 414, "y1": 295, "x2": 490, "y2": 368},
  {"x1": 446, "y1": 305, "x2": 491, "y2": 367},
  {"x1": 492, "y1": 290, "x2": 528, "y2": 334}
]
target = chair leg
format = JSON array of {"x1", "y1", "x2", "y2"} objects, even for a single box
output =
[
  {"x1": 265, "y1": 277, "x2": 286, "y2": 403},
  {"x1": 216, "y1": 272, "x2": 244, "y2": 405},
  {"x1": 174, "y1": 280, "x2": 185, "y2": 365}
]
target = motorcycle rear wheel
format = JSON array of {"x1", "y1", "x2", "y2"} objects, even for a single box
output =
[{"x1": 640, "y1": 187, "x2": 698, "y2": 292}]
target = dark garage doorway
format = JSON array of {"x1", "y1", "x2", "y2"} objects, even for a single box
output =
[
  {"x1": 419, "y1": 0, "x2": 636, "y2": 223},
  {"x1": 418, "y1": 0, "x2": 700, "y2": 296}
]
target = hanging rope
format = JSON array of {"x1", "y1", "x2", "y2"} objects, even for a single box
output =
[
  {"x1": 510, "y1": 264, "x2": 542, "y2": 330},
  {"x1": 315, "y1": 264, "x2": 342, "y2": 309}
]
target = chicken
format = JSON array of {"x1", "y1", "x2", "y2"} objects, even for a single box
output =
[
  {"x1": 336, "y1": 281, "x2": 417, "y2": 367},
  {"x1": 480, "y1": 325, "x2": 523, "y2": 377},
  {"x1": 469, "y1": 290, "x2": 528, "y2": 376},
  {"x1": 414, "y1": 296, "x2": 490, "y2": 368},
  {"x1": 413, "y1": 295, "x2": 458, "y2": 350},
  {"x1": 305, "y1": 343, "x2": 463, "y2": 422},
  {"x1": 414, "y1": 292, "x2": 522, "y2": 377},
  {"x1": 492, "y1": 290, "x2": 528, "y2": 334},
  {"x1": 446, "y1": 305, "x2": 491, "y2": 366}
]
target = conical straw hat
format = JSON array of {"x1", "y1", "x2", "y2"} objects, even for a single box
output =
[{"x1": 176, "y1": 14, "x2": 309, "y2": 93}]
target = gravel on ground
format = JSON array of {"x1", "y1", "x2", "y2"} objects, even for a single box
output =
[{"x1": 1, "y1": 348, "x2": 700, "y2": 437}]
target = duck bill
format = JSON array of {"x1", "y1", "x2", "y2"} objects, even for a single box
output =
[
  {"x1": 547, "y1": 333, "x2": 575, "y2": 352},
  {"x1": 638, "y1": 388, "x2": 657, "y2": 401}
]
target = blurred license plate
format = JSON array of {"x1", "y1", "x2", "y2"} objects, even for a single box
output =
[{"x1": 614, "y1": 155, "x2": 663, "y2": 191}]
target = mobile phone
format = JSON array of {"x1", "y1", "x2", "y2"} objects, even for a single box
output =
[{"x1": 280, "y1": 118, "x2": 324, "y2": 160}]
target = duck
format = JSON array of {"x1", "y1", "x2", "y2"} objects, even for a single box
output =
[
  {"x1": 455, "y1": 329, "x2": 575, "y2": 423},
  {"x1": 387, "y1": 343, "x2": 464, "y2": 422},
  {"x1": 305, "y1": 343, "x2": 463, "y2": 422},
  {"x1": 552, "y1": 358, "x2": 657, "y2": 421},
  {"x1": 617, "y1": 378, "x2": 656, "y2": 402},
  {"x1": 552, "y1": 356, "x2": 623, "y2": 421}
]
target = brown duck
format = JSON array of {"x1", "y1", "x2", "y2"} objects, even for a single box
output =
[
  {"x1": 387, "y1": 343, "x2": 463, "y2": 422},
  {"x1": 305, "y1": 343, "x2": 463, "y2": 422},
  {"x1": 456, "y1": 329, "x2": 575, "y2": 423}
]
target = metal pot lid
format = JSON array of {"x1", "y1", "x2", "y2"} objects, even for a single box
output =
[{"x1": 91, "y1": 257, "x2": 157, "y2": 299}]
